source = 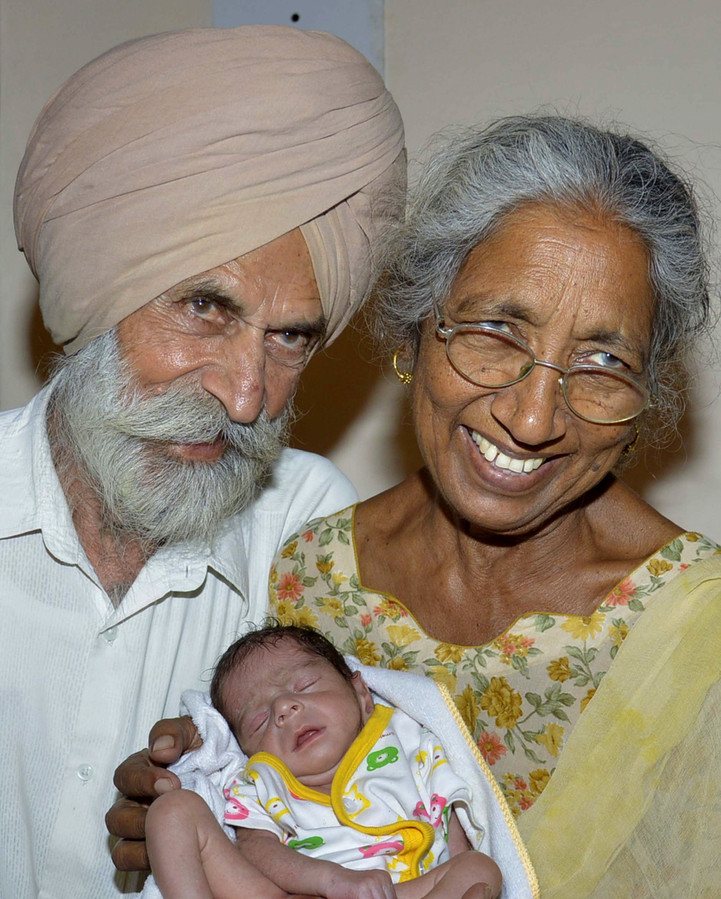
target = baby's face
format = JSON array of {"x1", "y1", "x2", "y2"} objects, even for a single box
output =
[{"x1": 222, "y1": 640, "x2": 373, "y2": 792}]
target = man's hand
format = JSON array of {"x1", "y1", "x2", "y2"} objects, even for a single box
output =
[
  {"x1": 105, "y1": 716, "x2": 201, "y2": 872},
  {"x1": 324, "y1": 867, "x2": 397, "y2": 899}
]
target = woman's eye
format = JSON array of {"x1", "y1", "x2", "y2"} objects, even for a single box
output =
[
  {"x1": 582, "y1": 350, "x2": 629, "y2": 370},
  {"x1": 479, "y1": 320, "x2": 513, "y2": 334}
]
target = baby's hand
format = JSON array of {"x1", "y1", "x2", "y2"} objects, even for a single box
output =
[{"x1": 324, "y1": 866, "x2": 396, "y2": 899}]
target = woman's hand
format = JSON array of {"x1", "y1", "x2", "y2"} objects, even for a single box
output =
[{"x1": 105, "y1": 716, "x2": 202, "y2": 871}]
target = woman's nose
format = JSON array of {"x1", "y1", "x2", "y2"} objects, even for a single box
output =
[{"x1": 490, "y1": 365, "x2": 568, "y2": 446}]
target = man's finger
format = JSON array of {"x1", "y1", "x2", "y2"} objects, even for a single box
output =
[
  {"x1": 112, "y1": 749, "x2": 182, "y2": 798},
  {"x1": 105, "y1": 797, "x2": 149, "y2": 840},
  {"x1": 109, "y1": 837, "x2": 150, "y2": 873},
  {"x1": 147, "y1": 715, "x2": 202, "y2": 764}
]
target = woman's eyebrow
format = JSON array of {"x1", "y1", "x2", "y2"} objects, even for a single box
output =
[
  {"x1": 449, "y1": 294, "x2": 648, "y2": 358},
  {"x1": 450, "y1": 294, "x2": 534, "y2": 322}
]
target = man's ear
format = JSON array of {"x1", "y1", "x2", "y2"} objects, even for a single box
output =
[{"x1": 351, "y1": 671, "x2": 375, "y2": 721}]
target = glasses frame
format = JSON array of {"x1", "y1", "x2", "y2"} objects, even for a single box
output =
[{"x1": 434, "y1": 311, "x2": 656, "y2": 425}]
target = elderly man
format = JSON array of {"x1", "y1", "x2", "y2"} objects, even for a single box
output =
[{"x1": 1, "y1": 25, "x2": 404, "y2": 898}]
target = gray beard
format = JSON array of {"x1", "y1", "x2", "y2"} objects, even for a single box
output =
[{"x1": 47, "y1": 330, "x2": 291, "y2": 549}]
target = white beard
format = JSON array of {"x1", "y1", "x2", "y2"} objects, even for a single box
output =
[{"x1": 48, "y1": 330, "x2": 291, "y2": 548}]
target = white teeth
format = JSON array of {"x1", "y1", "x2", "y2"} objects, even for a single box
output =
[
  {"x1": 496, "y1": 451, "x2": 513, "y2": 470},
  {"x1": 471, "y1": 431, "x2": 544, "y2": 474}
]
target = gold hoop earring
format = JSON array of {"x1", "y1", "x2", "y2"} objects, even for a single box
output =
[
  {"x1": 392, "y1": 349, "x2": 413, "y2": 385},
  {"x1": 621, "y1": 421, "x2": 640, "y2": 457}
]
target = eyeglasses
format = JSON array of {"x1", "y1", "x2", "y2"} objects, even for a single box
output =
[{"x1": 435, "y1": 315, "x2": 655, "y2": 424}]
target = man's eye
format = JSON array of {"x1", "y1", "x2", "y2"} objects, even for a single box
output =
[
  {"x1": 189, "y1": 297, "x2": 218, "y2": 316},
  {"x1": 278, "y1": 331, "x2": 307, "y2": 347},
  {"x1": 267, "y1": 330, "x2": 315, "y2": 366}
]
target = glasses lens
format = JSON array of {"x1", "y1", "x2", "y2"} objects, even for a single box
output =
[
  {"x1": 447, "y1": 328, "x2": 534, "y2": 387},
  {"x1": 564, "y1": 368, "x2": 647, "y2": 423}
]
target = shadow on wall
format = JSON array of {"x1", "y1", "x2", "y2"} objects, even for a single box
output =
[
  {"x1": 290, "y1": 318, "x2": 423, "y2": 486},
  {"x1": 28, "y1": 290, "x2": 58, "y2": 384},
  {"x1": 623, "y1": 418, "x2": 696, "y2": 503},
  {"x1": 290, "y1": 319, "x2": 383, "y2": 455}
]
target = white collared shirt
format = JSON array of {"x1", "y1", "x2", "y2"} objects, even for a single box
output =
[{"x1": 0, "y1": 388, "x2": 357, "y2": 898}]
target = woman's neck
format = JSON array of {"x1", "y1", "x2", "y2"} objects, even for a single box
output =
[{"x1": 354, "y1": 469, "x2": 682, "y2": 646}]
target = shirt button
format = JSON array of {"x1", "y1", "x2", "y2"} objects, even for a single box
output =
[
  {"x1": 103, "y1": 627, "x2": 119, "y2": 643},
  {"x1": 77, "y1": 764, "x2": 94, "y2": 782}
]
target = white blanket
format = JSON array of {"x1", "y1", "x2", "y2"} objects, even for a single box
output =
[{"x1": 140, "y1": 661, "x2": 538, "y2": 898}]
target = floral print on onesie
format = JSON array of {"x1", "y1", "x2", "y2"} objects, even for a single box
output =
[{"x1": 223, "y1": 704, "x2": 482, "y2": 882}]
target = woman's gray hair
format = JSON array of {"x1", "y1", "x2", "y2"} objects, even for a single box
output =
[{"x1": 374, "y1": 114, "x2": 712, "y2": 438}]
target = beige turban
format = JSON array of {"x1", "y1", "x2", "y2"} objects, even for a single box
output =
[{"x1": 14, "y1": 26, "x2": 405, "y2": 354}]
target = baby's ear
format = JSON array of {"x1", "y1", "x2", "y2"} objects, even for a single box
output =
[{"x1": 351, "y1": 671, "x2": 375, "y2": 720}]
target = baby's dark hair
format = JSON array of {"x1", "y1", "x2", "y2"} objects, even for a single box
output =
[{"x1": 210, "y1": 622, "x2": 354, "y2": 726}]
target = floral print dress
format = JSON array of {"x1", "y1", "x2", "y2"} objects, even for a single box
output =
[{"x1": 269, "y1": 506, "x2": 719, "y2": 817}]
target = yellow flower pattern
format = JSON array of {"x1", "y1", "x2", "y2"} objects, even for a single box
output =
[
  {"x1": 560, "y1": 610, "x2": 605, "y2": 641},
  {"x1": 534, "y1": 722, "x2": 565, "y2": 757},
  {"x1": 455, "y1": 685, "x2": 481, "y2": 733},
  {"x1": 480, "y1": 677, "x2": 524, "y2": 729},
  {"x1": 435, "y1": 643, "x2": 465, "y2": 664},
  {"x1": 318, "y1": 597, "x2": 344, "y2": 617},
  {"x1": 386, "y1": 624, "x2": 421, "y2": 647},
  {"x1": 269, "y1": 507, "x2": 719, "y2": 818},
  {"x1": 281, "y1": 541, "x2": 297, "y2": 559},
  {"x1": 547, "y1": 657, "x2": 571, "y2": 682},
  {"x1": 647, "y1": 558, "x2": 674, "y2": 577}
]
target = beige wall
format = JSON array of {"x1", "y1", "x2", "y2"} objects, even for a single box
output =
[{"x1": 2, "y1": 0, "x2": 720, "y2": 538}]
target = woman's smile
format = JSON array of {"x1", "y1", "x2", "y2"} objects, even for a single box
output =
[
  {"x1": 459, "y1": 425, "x2": 561, "y2": 500},
  {"x1": 469, "y1": 429, "x2": 545, "y2": 474}
]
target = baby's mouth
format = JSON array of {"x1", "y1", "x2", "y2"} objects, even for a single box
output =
[{"x1": 294, "y1": 727, "x2": 321, "y2": 750}]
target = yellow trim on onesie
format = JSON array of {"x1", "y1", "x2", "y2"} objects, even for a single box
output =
[{"x1": 245, "y1": 704, "x2": 436, "y2": 882}]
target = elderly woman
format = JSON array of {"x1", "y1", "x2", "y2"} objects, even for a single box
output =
[
  {"x1": 270, "y1": 116, "x2": 721, "y2": 895},
  {"x1": 114, "y1": 116, "x2": 721, "y2": 895}
]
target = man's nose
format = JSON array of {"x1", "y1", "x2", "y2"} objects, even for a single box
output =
[
  {"x1": 199, "y1": 330, "x2": 267, "y2": 424},
  {"x1": 490, "y1": 364, "x2": 568, "y2": 446}
]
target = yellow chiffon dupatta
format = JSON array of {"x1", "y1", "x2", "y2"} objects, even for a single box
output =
[{"x1": 518, "y1": 554, "x2": 721, "y2": 896}]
